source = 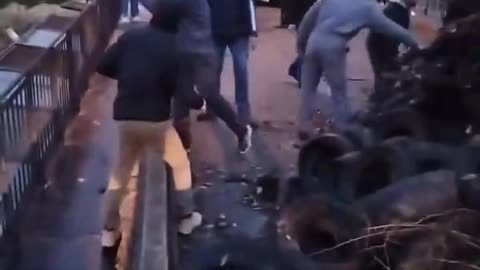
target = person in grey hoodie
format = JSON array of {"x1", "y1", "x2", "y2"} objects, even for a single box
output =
[
  {"x1": 159, "y1": 0, "x2": 253, "y2": 154},
  {"x1": 296, "y1": 0, "x2": 419, "y2": 139}
]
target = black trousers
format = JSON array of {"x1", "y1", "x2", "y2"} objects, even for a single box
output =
[
  {"x1": 368, "y1": 51, "x2": 400, "y2": 104},
  {"x1": 173, "y1": 52, "x2": 246, "y2": 148}
]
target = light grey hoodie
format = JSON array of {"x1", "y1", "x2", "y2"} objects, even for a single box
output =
[{"x1": 297, "y1": 0, "x2": 418, "y2": 55}]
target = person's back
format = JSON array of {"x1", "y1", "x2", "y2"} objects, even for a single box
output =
[
  {"x1": 177, "y1": 0, "x2": 215, "y2": 55},
  {"x1": 313, "y1": 0, "x2": 375, "y2": 38},
  {"x1": 106, "y1": 26, "x2": 180, "y2": 122},
  {"x1": 301, "y1": 0, "x2": 416, "y2": 50}
]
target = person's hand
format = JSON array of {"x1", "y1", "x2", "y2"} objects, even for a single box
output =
[
  {"x1": 398, "y1": 46, "x2": 421, "y2": 64},
  {"x1": 250, "y1": 37, "x2": 257, "y2": 51}
]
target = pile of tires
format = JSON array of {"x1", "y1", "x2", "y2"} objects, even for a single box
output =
[
  {"x1": 284, "y1": 130, "x2": 480, "y2": 270},
  {"x1": 282, "y1": 14, "x2": 480, "y2": 269}
]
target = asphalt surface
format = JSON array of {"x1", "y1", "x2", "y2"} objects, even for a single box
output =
[
  {"x1": 176, "y1": 6, "x2": 439, "y2": 265},
  {"x1": 179, "y1": 6, "x2": 370, "y2": 264}
]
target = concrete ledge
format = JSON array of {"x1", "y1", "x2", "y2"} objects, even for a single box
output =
[{"x1": 126, "y1": 152, "x2": 173, "y2": 270}]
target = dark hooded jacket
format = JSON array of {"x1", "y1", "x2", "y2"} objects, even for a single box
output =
[
  {"x1": 96, "y1": 8, "x2": 203, "y2": 122},
  {"x1": 207, "y1": 0, "x2": 257, "y2": 39},
  {"x1": 366, "y1": 1, "x2": 411, "y2": 72}
]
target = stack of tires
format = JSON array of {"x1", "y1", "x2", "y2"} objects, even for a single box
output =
[{"x1": 286, "y1": 129, "x2": 480, "y2": 270}]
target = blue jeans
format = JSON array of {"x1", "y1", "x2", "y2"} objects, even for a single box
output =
[
  {"x1": 212, "y1": 36, "x2": 251, "y2": 124},
  {"x1": 122, "y1": 0, "x2": 139, "y2": 17}
]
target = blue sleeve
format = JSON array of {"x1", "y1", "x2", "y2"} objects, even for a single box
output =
[{"x1": 367, "y1": 3, "x2": 418, "y2": 48}]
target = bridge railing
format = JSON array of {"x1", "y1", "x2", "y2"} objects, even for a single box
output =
[{"x1": 0, "y1": 0, "x2": 120, "y2": 259}]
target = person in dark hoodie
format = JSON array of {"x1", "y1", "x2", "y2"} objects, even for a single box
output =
[
  {"x1": 201, "y1": 0, "x2": 257, "y2": 127},
  {"x1": 96, "y1": 3, "x2": 205, "y2": 248},
  {"x1": 161, "y1": 0, "x2": 253, "y2": 154},
  {"x1": 367, "y1": 0, "x2": 417, "y2": 105}
]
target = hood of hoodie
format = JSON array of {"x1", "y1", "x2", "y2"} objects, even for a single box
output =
[{"x1": 149, "y1": 0, "x2": 187, "y2": 33}]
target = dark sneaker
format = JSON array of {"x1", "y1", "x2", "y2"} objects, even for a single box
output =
[
  {"x1": 238, "y1": 125, "x2": 253, "y2": 154},
  {"x1": 197, "y1": 112, "x2": 217, "y2": 122}
]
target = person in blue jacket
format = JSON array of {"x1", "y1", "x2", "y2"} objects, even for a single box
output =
[
  {"x1": 296, "y1": 0, "x2": 419, "y2": 139},
  {"x1": 200, "y1": 0, "x2": 258, "y2": 127}
]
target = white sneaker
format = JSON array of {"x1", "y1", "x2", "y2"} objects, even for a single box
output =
[
  {"x1": 238, "y1": 125, "x2": 253, "y2": 154},
  {"x1": 178, "y1": 212, "x2": 202, "y2": 235},
  {"x1": 131, "y1": 16, "x2": 142, "y2": 22},
  {"x1": 138, "y1": 3, "x2": 150, "y2": 14},
  {"x1": 131, "y1": 162, "x2": 140, "y2": 177},
  {"x1": 102, "y1": 230, "x2": 120, "y2": 247},
  {"x1": 119, "y1": 16, "x2": 129, "y2": 24}
]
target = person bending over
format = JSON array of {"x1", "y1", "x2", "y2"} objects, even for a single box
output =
[{"x1": 296, "y1": 0, "x2": 418, "y2": 139}]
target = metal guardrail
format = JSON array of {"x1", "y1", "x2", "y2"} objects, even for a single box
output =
[
  {"x1": 0, "y1": 0, "x2": 120, "y2": 261},
  {"x1": 126, "y1": 153, "x2": 176, "y2": 270}
]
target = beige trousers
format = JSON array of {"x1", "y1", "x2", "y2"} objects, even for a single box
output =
[{"x1": 103, "y1": 120, "x2": 192, "y2": 230}]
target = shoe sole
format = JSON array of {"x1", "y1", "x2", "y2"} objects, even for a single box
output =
[{"x1": 239, "y1": 126, "x2": 253, "y2": 154}]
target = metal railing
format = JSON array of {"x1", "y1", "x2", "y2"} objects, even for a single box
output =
[
  {"x1": 125, "y1": 154, "x2": 175, "y2": 270},
  {"x1": 0, "y1": 0, "x2": 120, "y2": 261},
  {"x1": 418, "y1": 0, "x2": 448, "y2": 24}
]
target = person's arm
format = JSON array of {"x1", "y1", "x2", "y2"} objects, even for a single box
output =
[
  {"x1": 175, "y1": 85, "x2": 205, "y2": 110},
  {"x1": 368, "y1": 3, "x2": 418, "y2": 49},
  {"x1": 96, "y1": 38, "x2": 123, "y2": 79},
  {"x1": 297, "y1": 0, "x2": 323, "y2": 55}
]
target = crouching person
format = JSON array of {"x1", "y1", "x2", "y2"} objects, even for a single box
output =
[{"x1": 97, "y1": 7, "x2": 205, "y2": 248}]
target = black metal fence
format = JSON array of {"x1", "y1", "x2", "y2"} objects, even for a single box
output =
[{"x1": 0, "y1": 0, "x2": 120, "y2": 254}]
